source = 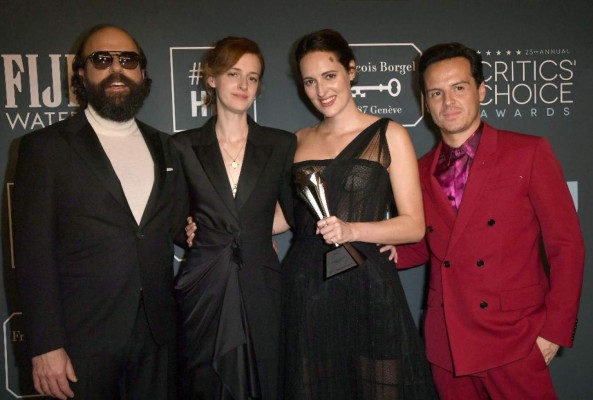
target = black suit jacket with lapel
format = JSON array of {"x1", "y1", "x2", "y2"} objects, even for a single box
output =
[
  {"x1": 173, "y1": 116, "x2": 296, "y2": 365},
  {"x1": 13, "y1": 111, "x2": 188, "y2": 358}
]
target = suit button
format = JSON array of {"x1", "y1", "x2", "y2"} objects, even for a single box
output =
[
  {"x1": 476, "y1": 260, "x2": 485, "y2": 267},
  {"x1": 137, "y1": 232, "x2": 145, "y2": 239},
  {"x1": 427, "y1": 225, "x2": 434, "y2": 233},
  {"x1": 488, "y1": 219, "x2": 496, "y2": 226},
  {"x1": 444, "y1": 261, "x2": 451, "y2": 268},
  {"x1": 480, "y1": 301, "x2": 488, "y2": 309}
]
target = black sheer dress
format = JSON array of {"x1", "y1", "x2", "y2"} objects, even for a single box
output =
[{"x1": 281, "y1": 118, "x2": 437, "y2": 399}]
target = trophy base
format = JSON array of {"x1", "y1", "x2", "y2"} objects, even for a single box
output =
[{"x1": 325, "y1": 243, "x2": 366, "y2": 279}]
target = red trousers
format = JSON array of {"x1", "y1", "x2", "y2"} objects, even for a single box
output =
[{"x1": 432, "y1": 343, "x2": 557, "y2": 400}]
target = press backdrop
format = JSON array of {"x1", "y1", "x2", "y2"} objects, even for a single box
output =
[{"x1": 1, "y1": 1, "x2": 591, "y2": 398}]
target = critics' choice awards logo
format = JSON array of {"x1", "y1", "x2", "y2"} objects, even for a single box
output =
[
  {"x1": 478, "y1": 48, "x2": 575, "y2": 119},
  {"x1": 169, "y1": 47, "x2": 257, "y2": 132},
  {"x1": 350, "y1": 43, "x2": 423, "y2": 127},
  {"x1": 2, "y1": 54, "x2": 78, "y2": 133}
]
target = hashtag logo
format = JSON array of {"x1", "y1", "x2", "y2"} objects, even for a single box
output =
[{"x1": 188, "y1": 62, "x2": 203, "y2": 85}]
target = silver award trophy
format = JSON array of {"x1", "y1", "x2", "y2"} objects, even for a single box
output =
[{"x1": 294, "y1": 170, "x2": 366, "y2": 279}]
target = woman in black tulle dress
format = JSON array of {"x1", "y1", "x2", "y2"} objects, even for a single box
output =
[{"x1": 280, "y1": 29, "x2": 437, "y2": 399}]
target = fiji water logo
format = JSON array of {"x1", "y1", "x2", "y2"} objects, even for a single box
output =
[{"x1": 2, "y1": 54, "x2": 78, "y2": 131}]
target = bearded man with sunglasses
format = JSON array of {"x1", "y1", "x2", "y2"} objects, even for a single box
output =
[{"x1": 13, "y1": 24, "x2": 187, "y2": 399}]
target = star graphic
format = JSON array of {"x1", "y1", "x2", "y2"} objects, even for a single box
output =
[
  {"x1": 486, "y1": 50, "x2": 491, "y2": 56},
  {"x1": 496, "y1": 50, "x2": 501, "y2": 56},
  {"x1": 506, "y1": 50, "x2": 511, "y2": 55},
  {"x1": 516, "y1": 50, "x2": 521, "y2": 55}
]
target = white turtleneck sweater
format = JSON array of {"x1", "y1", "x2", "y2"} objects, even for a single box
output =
[{"x1": 85, "y1": 106, "x2": 154, "y2": 225}]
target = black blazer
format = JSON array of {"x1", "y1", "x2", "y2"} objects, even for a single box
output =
[
  {"x1": 173, "y1": 116, "x2": 295, "y2": 363},
  {"x1": 13, "y1": 112, "x2": 188, "y2": 358}
]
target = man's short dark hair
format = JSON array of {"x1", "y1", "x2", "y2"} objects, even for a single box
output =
[{"x1": 418, "y1": 42, "x2": 484, "y2": 93}]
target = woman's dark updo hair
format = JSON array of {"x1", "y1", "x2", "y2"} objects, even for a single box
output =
[{"x1": 294, "y1": 29, "x2": 356, "y2": 83}]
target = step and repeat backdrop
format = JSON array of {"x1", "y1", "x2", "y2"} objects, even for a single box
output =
[{"x1": 1, "y1": 0, "x2": 591, "y2": 398}]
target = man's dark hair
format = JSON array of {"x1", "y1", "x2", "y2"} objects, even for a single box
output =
[{"x1": 418, "y1": 42, "x2": 484, "y2": 92}]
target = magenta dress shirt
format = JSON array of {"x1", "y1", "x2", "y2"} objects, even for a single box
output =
[{"x1": 434, "y1": 124, "x2": 483, "y2": 211}]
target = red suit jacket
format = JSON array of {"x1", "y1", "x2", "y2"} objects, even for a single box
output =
[{"x1": 398, "y1": 122, "x2": 584, "y2": 376}]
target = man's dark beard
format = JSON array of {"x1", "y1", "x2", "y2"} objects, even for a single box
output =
[{"x1": 86, "y1": 73, "x2": 149, "y2": 122}]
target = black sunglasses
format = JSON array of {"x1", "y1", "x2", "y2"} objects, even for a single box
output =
[{"x1": 86, "y1": 51, "x2": 145, "y2": 70}]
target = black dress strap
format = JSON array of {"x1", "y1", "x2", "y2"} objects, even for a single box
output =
[{"x1": 322, "y1": 118, "x2": 390, "y2": 179}]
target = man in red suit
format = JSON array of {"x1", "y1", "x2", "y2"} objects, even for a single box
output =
[{"x1": 397, "y1": 43, "x2": 585, "y2": 399}]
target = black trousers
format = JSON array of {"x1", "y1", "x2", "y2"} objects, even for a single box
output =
[{"x1": 65, "y1": 299, "x2": 177, "y2": 400}]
